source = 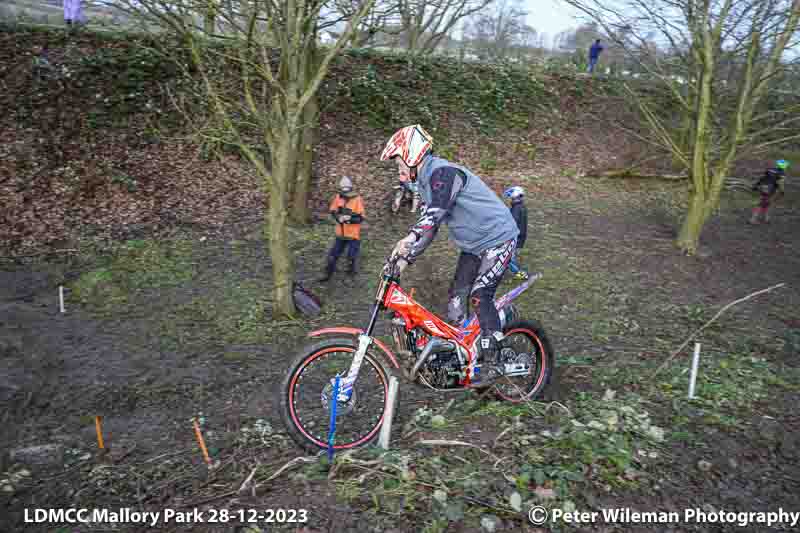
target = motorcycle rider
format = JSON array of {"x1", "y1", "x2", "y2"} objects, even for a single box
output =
[{"x1": 381, "y1": 125, "x2": 519, "y2": 382}]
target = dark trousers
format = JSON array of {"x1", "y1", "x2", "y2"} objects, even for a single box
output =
[
  {"x1": 329, "y1": 238, "x2": 360, "y2": 259},
  {"x1": 447, "y1": 239, "x2": 515, "y2": 334},
  {"x1": 323, "y1": 238, "x2": 361, "y2": 277}
]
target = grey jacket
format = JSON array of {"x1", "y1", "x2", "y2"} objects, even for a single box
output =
[{"x1": 411, "y1": 155, "x2": 519, "y2": 256}]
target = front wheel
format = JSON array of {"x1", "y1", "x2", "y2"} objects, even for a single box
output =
[
  {"x1": 493, "y1": 320, "x2": 555, "y2": 403},
  {"x1": 280, "y1": 336, "x2": 395, "y2": 453}
]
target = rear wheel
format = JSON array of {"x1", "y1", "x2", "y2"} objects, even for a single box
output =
[
  {"x1": 493, "y1": 320, "x2": 555, "y2": 402},
  {"x1": 280, "y1": 337, "x2": 395, "y2": 453}
]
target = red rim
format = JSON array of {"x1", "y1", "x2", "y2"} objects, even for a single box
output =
[
  {"x1": 494, "y1": 327, "x2": 548, "y2": 403},
  {"x1": 288, "y1": 346, "x2": 389, "y2": 450}
]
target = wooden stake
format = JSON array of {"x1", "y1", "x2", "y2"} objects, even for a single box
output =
[
  {"x1": 193, "y1": 419, "x2": 212, "y2": 465},
  {"x1": 379, "y1": 376, "x2": 400, "y2": 450},
  {"x1": 59, "y1": 286, "x2": 65, "y2": 313},
  {"x1": 688, "y1": 342, "x2": 701, "y2": 399},
  {"x1": 95, "y1": 416, "x2": 105, "y2": 449}
]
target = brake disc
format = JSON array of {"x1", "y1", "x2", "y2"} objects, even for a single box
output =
[{"x1": 320, "y1": 381, "x2": 358, "y2": 416}]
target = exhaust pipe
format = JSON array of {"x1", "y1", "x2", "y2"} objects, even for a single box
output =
[{"x1": 410, "y1": 339, "x2": 456, "y2": 380}]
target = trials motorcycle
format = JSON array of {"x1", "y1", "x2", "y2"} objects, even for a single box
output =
[{"x1": 279, "y1": 256, "x2": 555, "y2": 452}]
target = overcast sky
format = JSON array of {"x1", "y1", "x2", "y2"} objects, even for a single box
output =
[
  {"x1": 521, "y1": 0, "x2": 588, "y2": 48},
  {"x1": 451, "y1": 0, "x2": 591, "y2": 49}
]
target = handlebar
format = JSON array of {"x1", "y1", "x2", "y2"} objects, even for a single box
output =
[
  {"x1": 382, "y1": 253, "x2": 408, "y2": 279},
  {"x1": 382, "y1": 255, "x2": 399, "y2": 278}
]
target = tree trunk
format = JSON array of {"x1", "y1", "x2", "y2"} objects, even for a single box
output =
[
  {"x1": 267, "y1": 131, "x2": 297, "y2": 318},
  {"x1": 676, "y1": 188, "x2": 714, "y2": 255},
  {"x1": 279, "y1": 60, "x2": 300, "y2": 205},
  {"x1": 677, "y1": 32, "x2": 715, "y2": 255},
  {"x1": 291, "y1": 42, "x2": 319, "y2": 225},
  {"x1": 290, "y1": 96, "x2": 317, "y2": 224},
  {"x1": 284, "y1": 137, "x2": 299, "y2": 204}
]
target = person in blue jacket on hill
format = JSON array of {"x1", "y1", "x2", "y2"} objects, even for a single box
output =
[
  {"x1": 588, "y1": 39, "x2": 603, "y2": 73},
  {"x1": 380, "y1": 125, "x2": 519, "y2": 383}
]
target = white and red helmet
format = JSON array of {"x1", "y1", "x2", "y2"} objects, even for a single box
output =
[{"x1": 380, "y1": 125, "x2": 433, "y2": 168}]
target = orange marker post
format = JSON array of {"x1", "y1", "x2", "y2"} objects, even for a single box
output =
[
  {"x1": 193, "y1": 419, "x2": 212, "y2": 465},
  {"x1": 95, "y1": 416, "x2": 105, "y2": 449}
]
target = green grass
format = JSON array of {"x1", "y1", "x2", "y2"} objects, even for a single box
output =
[
  {"x1": 657, "y1": 352, "x2": 800, "y2": 430},
  {"x1": 314, "y1": 386, "x2": 674, "y2": 532},
  {"x1": 163, "y1": 280, "x2": 280, "y2": 346},
  {"x1": 70, "y1": 238, "x2": 196, "y2": 313},
  {"x1": 68, "y1": 226, "x2": 342, "y2": 348}
]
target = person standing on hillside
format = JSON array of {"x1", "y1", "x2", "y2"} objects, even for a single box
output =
[
  {"x1": 381, "y1": 125, "x2": 520, "y2": 383},
  {"x1": 588, "y1": 39, "x2": 604, "y2": 73},
  {"x1": 319, "y1": 177, "x2": 365, "y2": 281},
  {"x1": 63, "y1": 0, "x2": 84, "y2": 26},
  {"x1": 749, "y1": 159, "x2": 789, "y2": 224}
]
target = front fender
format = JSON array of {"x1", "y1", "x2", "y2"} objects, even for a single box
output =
[{"x1": 308, "y1": 327, "x2": 399, "y2": 369}]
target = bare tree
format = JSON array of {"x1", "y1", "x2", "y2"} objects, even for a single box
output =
[
  {"x1": 396, "y1": 0, "x2": 496, "y2": 54},
  {"x1": 464, "y1": 0, "x2": 530, "y2": 61},
  {"x1": 108, "y1": 0, "x2": 375, "y2": 315},
  {"x1": 565, "y1": 0, "x2": 800, "y2": 254},
  {"x1": 323, "y1": 0, "x2": 402, "y2": 47}
]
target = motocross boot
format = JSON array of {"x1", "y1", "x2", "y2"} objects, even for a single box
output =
[{"x1": 471, "y1": 332, "x2": 507, "y2": 386}]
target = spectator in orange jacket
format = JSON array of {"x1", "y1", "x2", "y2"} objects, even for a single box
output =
[{"x1": 319, "y1": 177, "x2": 365, "y2": 281}]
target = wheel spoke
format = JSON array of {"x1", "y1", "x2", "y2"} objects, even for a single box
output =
[
  {"x1": 288, "y1": 347, "x2": 388, "y2": 449},
  {"x1": 494, "y1": 327, "x2": 550, "y2": 402}
]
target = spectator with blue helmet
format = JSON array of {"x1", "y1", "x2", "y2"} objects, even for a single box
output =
[
  {"x1": 750, "y1": 159, "x2": 789, "y2": 224},
  {"x1": 503, "y1": 186, "x2": 529, "y2": 280}
]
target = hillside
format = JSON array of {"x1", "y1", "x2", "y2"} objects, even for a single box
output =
[{"x1": 0, "y1": 24, "x2": 666, "y2": 257}]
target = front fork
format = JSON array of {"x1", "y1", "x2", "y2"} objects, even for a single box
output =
[
  {"x1": 335, "y1": 334, "x2": 373, "y2": 401},
  {"x1": 330, "y1": 294, "x2": 383, "y2": 401}
]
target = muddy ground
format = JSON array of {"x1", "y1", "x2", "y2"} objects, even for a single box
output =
[{"x1": 2, "y1": 176, "x2": 800, "y2": 533}]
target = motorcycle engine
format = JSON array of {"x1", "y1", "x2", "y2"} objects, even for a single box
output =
[
  {"x1": 419, "y1": 349, "x2": 462, "y2": 389},
  {"x1": 390, "y1": 318, "x2": 463, "y2": 388}
]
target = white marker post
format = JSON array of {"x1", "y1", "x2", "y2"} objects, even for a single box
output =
[
  {"x1": 59, "y1": 286, "x2": 65, "y2": 313},
  {"x1": 379, "y1": 376, "x2": 399, "y2": 449},
  {"x1": 688, "y1": 342, "x2": 701, "y2": 399}
]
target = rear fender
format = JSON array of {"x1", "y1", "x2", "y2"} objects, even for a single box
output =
[{"x1": 308, "y1": 327, "x2": 400, "y2": 369}]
